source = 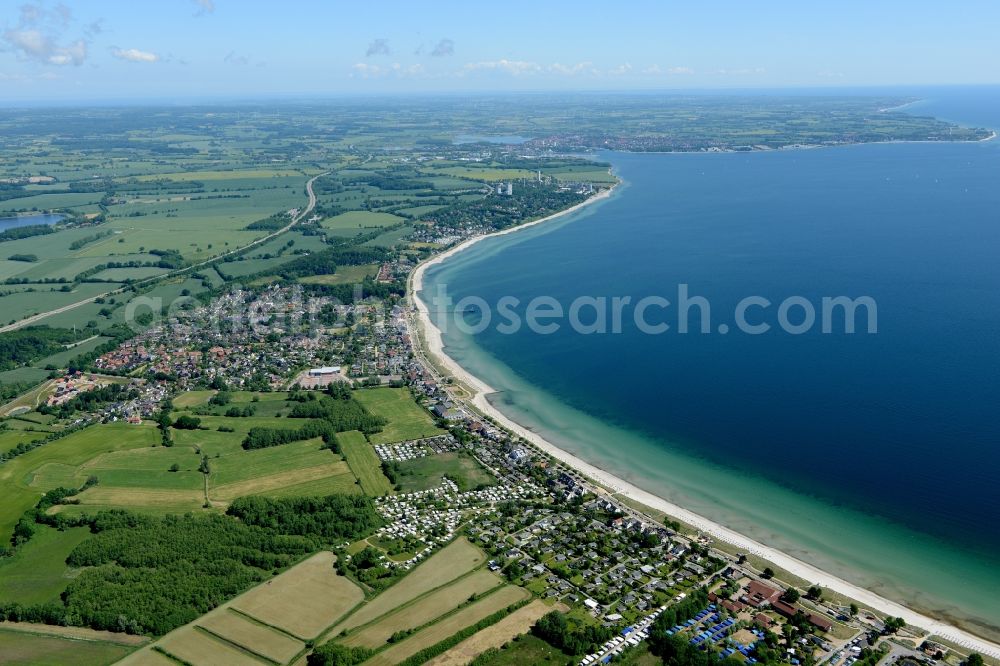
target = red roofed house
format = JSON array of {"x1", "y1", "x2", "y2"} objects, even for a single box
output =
[
  {"x1": 743, "y1": 580, "x2": 782, "y2": 608},
  {"x1": 771, "y1": 600, "x2": 834, "y2": 633}
]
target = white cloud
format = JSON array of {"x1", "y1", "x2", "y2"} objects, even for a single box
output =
[
  {"x1": 716, "y1": 67, "x2": 766, "y2": 76},
  {"x1": 2, "y1": 2, "x2": 92, "y2": 66},
  {"x1": 351, "y1": 62, "x2": 382, "y2": 78},
  {"x1": 112, "y1": 47, "x2": 159, "y2": 63},
  {"x1": 463, "y1": 59, "x2": 541, "y2": 75},
  {"x1": 3, "y1": 29, "x2": 88, "y2": 66},
  {"x1": 644, "y1": 65, "x2": 695, "y2": 76},
  {"x1": 350, "y1": 62, "x2": 424, "y2": 79},
  {"x1": 4, "y1": 29, "x2": 50, "y2": 59},
  {"x1": 608, "y1": 63, "x2": 633, "y2": 76},
  {"x1": 393, "y1": 62, "x2": 424, "y2": 76},
  {"x1": 549, "y1": 61, "x2": 594, "y2": 76}
]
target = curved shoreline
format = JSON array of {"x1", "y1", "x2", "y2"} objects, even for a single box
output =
[{"x1": 406, "y1": 188, "x2": 1000, "y2": 659}]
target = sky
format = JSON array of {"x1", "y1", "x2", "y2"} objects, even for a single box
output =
[{"x1": 1, "y1": 0, "x2": 998, "y2": 103}]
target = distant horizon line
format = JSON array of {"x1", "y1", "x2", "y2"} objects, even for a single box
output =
[{"x1": 2, "y1": 83, "x2": 999, "y2": 109}]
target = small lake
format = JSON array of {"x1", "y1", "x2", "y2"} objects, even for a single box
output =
[{"x1": 0, "y1": 213, "x2": 64, "y2": 232}]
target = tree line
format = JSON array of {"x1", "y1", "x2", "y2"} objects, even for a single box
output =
[
  {"x1": 287, "y1": 394, "x2": 387, "y2": 434},
  {"x1": 241, "y1": 420, "x2": 340, "y2": 451},
  {"x1": 531, "y1": 610, "x2": 616, "y2": 656},
  {"x1": 226, "y1": 494, "x2": 383, "y2": 542},
  {"x1": 0, "y1": 224, "x2": 55, "y2": 242}
]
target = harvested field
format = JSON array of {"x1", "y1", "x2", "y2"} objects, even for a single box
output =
[
  {"x1": 425, "y1": 600, "x2": 560, "y2": 666},
  {"x1": 120, "y1": 552, "x2": 358, "y2": 664},
  {"x1": 330, "y1": 537, "x2": 485, "y2": 635},
  {"x1": 200, "y1": 610, "x2": 304, "y2": 664},
  {"x1": 232, "y1": 551, "x2": 364, "y2": 640},
  {"x1": 343, "y1": 569, "x2": 503, "y2": 649},
  {"x1": 157, "y1": 626, "x2": 269, "y2": 665},
  {"x1": 210, "y1": 462, "x2": 354, "y2": 501},
  {"x1": 0, "y1": 621, "x2": 149, "y2": 646},
  {"x1": 66, "y1": 486, "x2": 204, "y2": 512},
  {"x1": 366, "y1": 586, "x2": 530, "y2": 666},
  {"x1": 260, "y1": 473, "x2": 362, "y2": 499},
  {"x1": 115, "y1": 649, "x2": 178, "y2": 666}
]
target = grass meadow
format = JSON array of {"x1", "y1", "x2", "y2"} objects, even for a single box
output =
[
  {"x1": 394, "y1": 451, "x2": 497, "y2": 493},
  {"x1": 355, "y1": 387, "x2": 445, "y2": 445},
  {"x1": 0, "y1": 629, "x2": 135, "y2": 666},
  {"x1": 339, "y1": 430, "x2": 393, "y2": 496}
]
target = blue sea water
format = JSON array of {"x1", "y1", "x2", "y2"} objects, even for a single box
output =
[
  {"x1": 0, "y1": 213, "x2": 63, "y2": 232},
  {"x1": 422, "y1": 87, "x2": 1000, "y2": 634}
]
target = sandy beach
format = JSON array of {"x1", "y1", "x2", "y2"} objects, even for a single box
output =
[{"x1": 407, "y1": 187, "x2": 1000, "y2": 659}]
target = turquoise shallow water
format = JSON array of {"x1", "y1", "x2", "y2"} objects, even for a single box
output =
[{"x1": 421, "y1": 88, "x2": 1000, "y2": 637}]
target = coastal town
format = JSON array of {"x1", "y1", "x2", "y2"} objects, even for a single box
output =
[
  {"x1": 0, "y1": 93, "x2": 997, "y2": 666},
  {"x1": 2, "y1": 230, "x2": 994, "y2": 665}
]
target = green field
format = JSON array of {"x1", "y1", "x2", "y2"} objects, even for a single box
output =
[
  {"x1": 0, "y1": 525, "x2": 92, "y2": 604},
  {"x1": 214, "y1": 254, "x2": 298, "y2": 278},
  {"x1": 30, "y1": 336, "x2": 112, "y2": 369},
  {"x1": 0, "y1": 422, "x2": 161, "y2": 539},
  {"x1": 209, "y1": 436, "x2": 357, "y2": 501},
  {"x1": 133, "y1": 169, "x2": 305, "y2": 182},
  {"x1": 321, "y1": 211, "x2": 404, "y2": 232},
  {"x1": 298, "y1": 263, "x2": 379, "y2": 285},
  {"x1": 173, "y1": 390, "x2": 291, "y2": 418},
  {"x1": 363, "y1": 224, "x2": 416, "y2": 248},
  {"x1": 171, "y1": 390, "x2": 214, "y2": 408},
  {"x1": 0, "y1": 630, "x2": 135, "y2": 666},
  {"x1": 0, "y1": 404, "x2": 375, "y2": 542},
  {"x1": 355, "y1": 388, "x2": 445, "y2": 445},
  {"x1": 0, "y1": 367, "x2": 50, "y2": 387},
  {"x1": 0, "y1": 283, "x2": 112, "y2": 325},
  {"x1": 397, "y1": 204, "x2": 445, "y2": 218},
  {"x1": 90, "y1": 266, "x2": 169, "y2": 281},
  {"x1": 545, "y1": 165, "x2": 617, "y2": 183},
  {"x1": 394, "y1": 451, "x2": 497, "y2": 493},
  {"x1": 259, "y1": 472, "x2": 362, "y2": 499},
  {"x1": 0, "y1": 429, "x2": 48, "y2": 453},
  {"x1": 339, "y1": 430, "x2": 393, "y2": 496},
  {"x1": 421, "y1": 166, "x2": 537, "y2": 182},
  {"x1": 0, "y1": 106, "x2": 623, "y2": 337},
  {"x1": 0, "y1": 164, "x2": 312, "y2": 330}
]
